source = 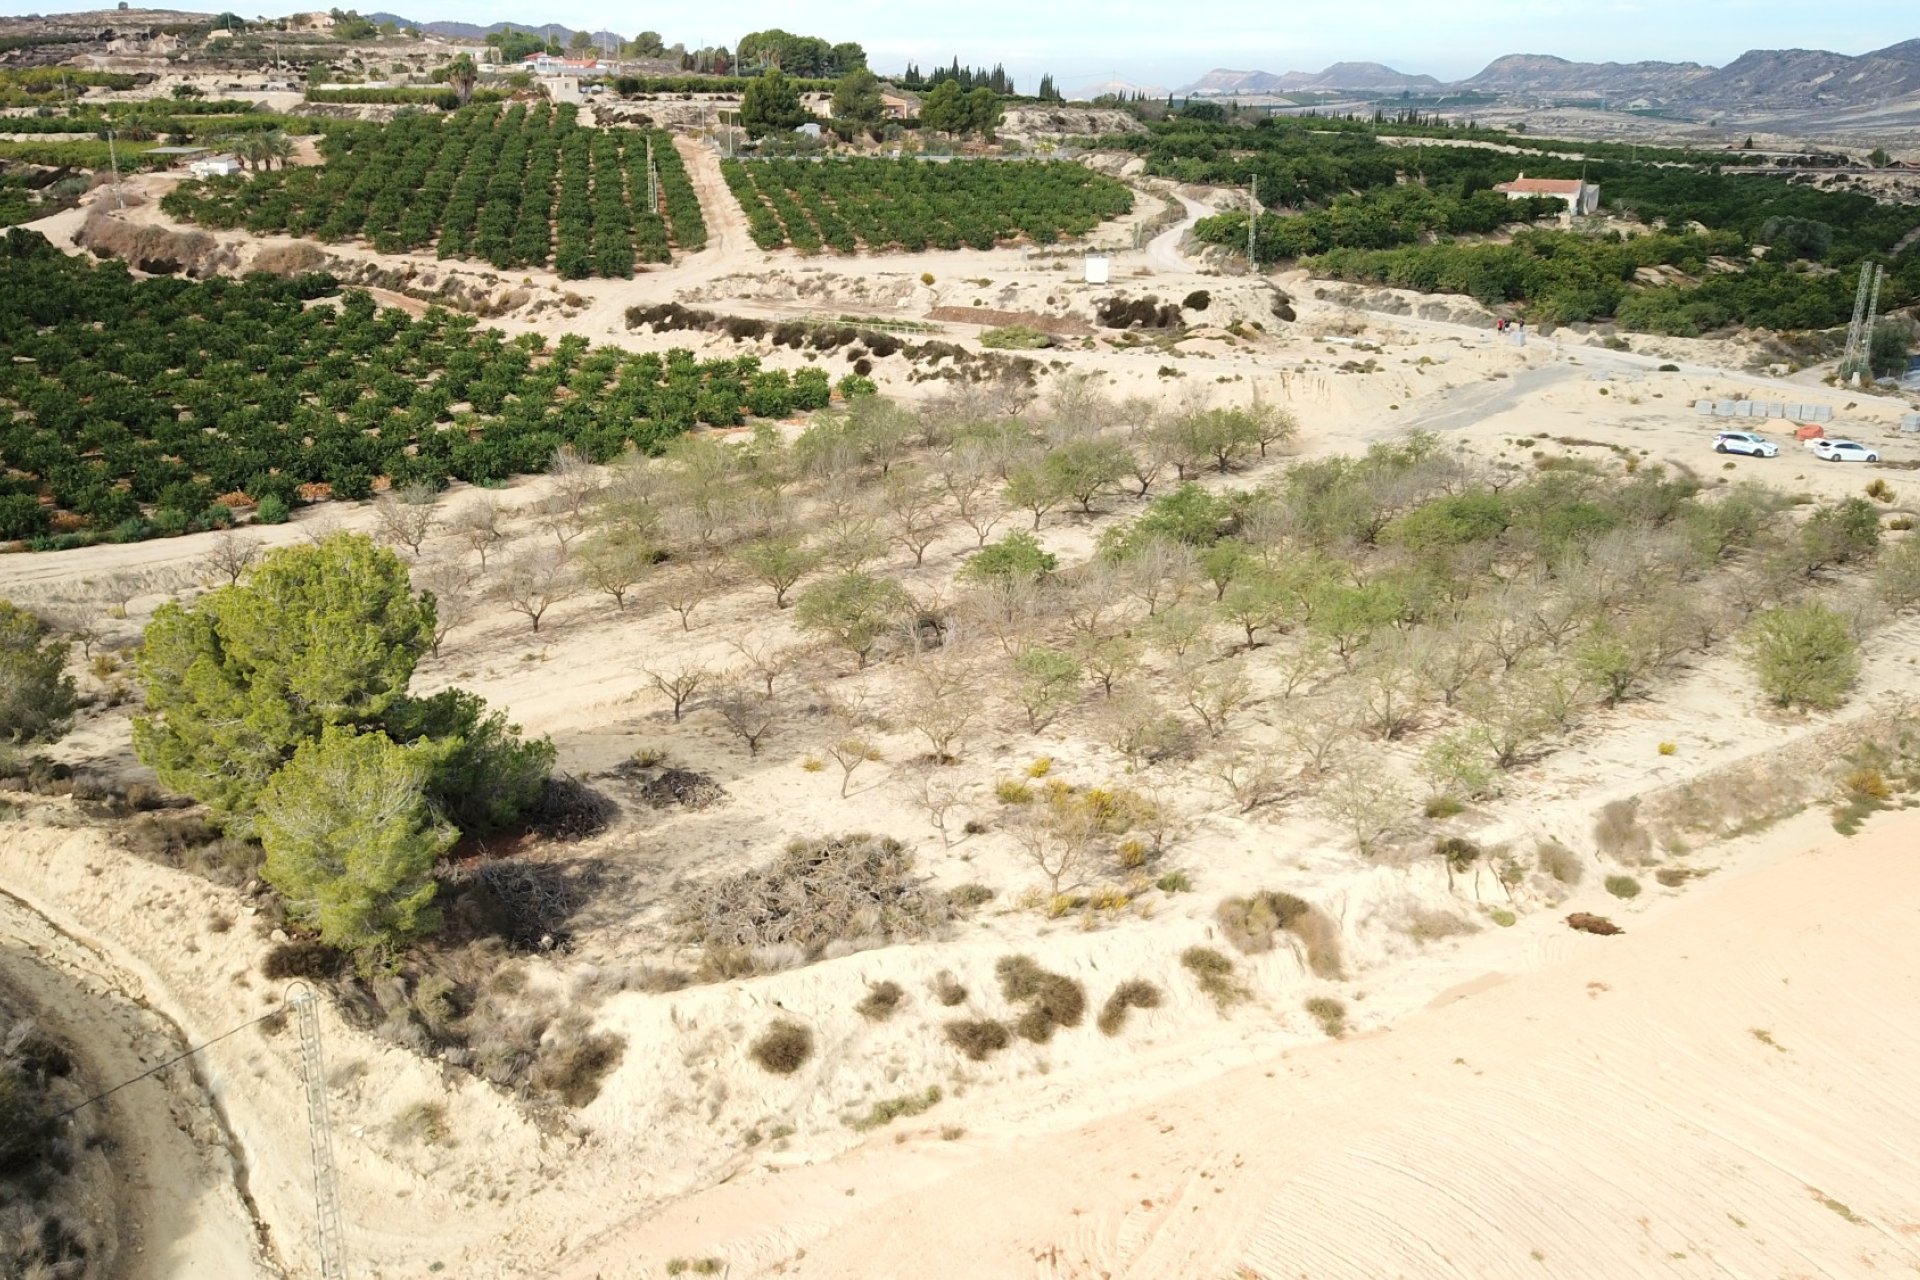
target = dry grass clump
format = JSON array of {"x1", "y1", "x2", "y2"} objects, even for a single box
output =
[
  {"x1": 1181, "y1": 946, "x2": 1250, "y2": 1010},
  {"x1": 119, "y1": 810, "x2": 260, "y2": 884},
  {"x1": 931, "y1": 970, "x2": 968, "y2": 1007},
  {"x1": 1096, "y1": 979, "x2": 1163, "y2": 1036},
  {"x1": 675, "y1": 834, "x2": 951, "y2": 967},
  {"x1": 1304, "y1": 996, "x2": 1348, "y2": 1038},
  {"x1": 1213, "y1": 891, "x2": 1344, "y2": 979},
  {"x1": 1593, "y1": 799, "x2": 1653, "y2": 863},
  {"x1": 1535, "y1": 839, "x2": 1585, "y2": 885},
  {"x1": 996, "y1": 955, "x2": 1086, "y2": 1043},
  {"x1": 944, "y1": 1018, "x2": 1012, "y2": 1060},
  {"x1": 390, "y1": 1100, "x2": 452, "y2": 1146},
  {"x1": 749, "y1": 1019, "x2": 815, "y2": 1075},
  {"x1": 848, "y1": 1085, "x2": 943, "y2": 1131},
  {"x1": 856, "y1": 980, "x2": 906, "y2": 1022}
]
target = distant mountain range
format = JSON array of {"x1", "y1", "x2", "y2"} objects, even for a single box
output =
[
  {"x1": 362, "y1": 14, "x2": 625, "y2": 49},
  {"x1": 1180, "y1": 38, "x2": 1920, "y2": 113}
]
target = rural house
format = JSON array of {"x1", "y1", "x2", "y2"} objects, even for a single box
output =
[{"x1": 1494, "y1": 173, "x2": 1600, "y2": 215}]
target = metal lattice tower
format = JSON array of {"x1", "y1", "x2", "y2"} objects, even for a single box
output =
[
  {"x1": 289, "y1": 984, "x2": 348, "y2": 1280},
  {"x1": 1841, "y1": 260, "x2": 1882, "y2": 382},
  {"x1": 1247, "y1": 175, "x2": 1259, "y2": 272}
]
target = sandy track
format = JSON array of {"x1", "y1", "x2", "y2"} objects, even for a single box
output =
[
  {"x1": 563, "y1": 807, "x2": 1920, "y2": 1278},
  {"x1": 0, "y1": 885, "x2": 273, "y2": 1280}
]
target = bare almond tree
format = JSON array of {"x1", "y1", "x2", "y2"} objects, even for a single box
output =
[
  {"x1": 196, "y1": 530, "x2": 262, "y2": 587},
  {"x1": 712, "y1": 681, "x2": 779, "y2": 756},
  {"x1": 411, "y1": 558, "x2": 477, "y2": 656},
  {"x1": 1077, "y1": 632, "x2": 1141, "y2": 697},
  {"x1": 1179, "y1": 657, "x2": 1252, "y2": 738},
  {"x1": 643, "y1": 661, "x2": 709, "y2": 723},
  {"x1": 374, "y1": 481, "x2": 440, "y2": 557},
  {"x1": 898, "y1": 764, "x2": 964, "y2": 846},
  {"x1": 1098, "y1": 691, "x2": 1185, "y2": 771},
  {"x1": 881, "y1": 469, "x2": 945, "y2": 567},
  {"x1": 1206, "y1": 747, "x2": 1294, "y2": 815},
  {"x1": 1282, "y1": 691, "x2": 1359, "y2": 774},
  {"x1": 448, "y1": 495, "x2": 507, "y2": 567},
  {"x1": 1315, "y1": 761, "x2": 1412, "y2": 859},
  {"x1": 897, "y1": 651, "x2": 980, "y2": 763},
  {"x1": 939, "y1": 452, "x2": 1004, "y2": 547},
  {"x1": 656, "y1": 559, "x2": 719, "y2": 630},
  {"x1": 1122, "y1": 538, "x2": 1197, "y2": 617},
  {"x1": 823, "y1": 735, "x2": 884, "y2": 798},
  {"x1": 1011, "y1": 802, "x2": 1099, "y2": 896},
  {"x1": 494, "y1": 544, "x2": 575, "y2": 633},
  {"x1": 726, "y1": 635, "x2": 798, "y2": 697},
  {"x1": 541, "y1": 445, "x2": 603, "y2": 548}
]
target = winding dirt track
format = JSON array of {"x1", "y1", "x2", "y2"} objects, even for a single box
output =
[
  {"x1": 565, "y1": 809, "x2": 1920, "y2": 1279},
  {"x1": 0, "y1": 886, "x2": 273, "y2": 1280}
]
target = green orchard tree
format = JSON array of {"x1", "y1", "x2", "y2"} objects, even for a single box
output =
[{"x1": 0, "y1": 600, "x2": 76, "y2": 747}]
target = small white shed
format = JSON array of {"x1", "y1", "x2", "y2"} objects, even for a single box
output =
[
  {"x1": 189, "y1": 157, "x2": 243, "y2": 178},
  {"x1": 1084, "y1": 254, "x2": 1111, "y2": 285}
]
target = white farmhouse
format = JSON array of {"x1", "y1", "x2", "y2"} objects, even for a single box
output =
[
  {"x1": 189, "y1": 156, "x2": 243, "y2": 178},
  {"x1": 1493, "y1": 173, "x2": 1600, "y2": 216}
]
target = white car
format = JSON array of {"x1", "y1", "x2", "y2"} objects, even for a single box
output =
[
  {"x1": 1713, "y1": 431, "x2": 1778, "y2": 457},
  {"x1": 1813, "y1": 439, "x2": 1880, "y2": 463}
]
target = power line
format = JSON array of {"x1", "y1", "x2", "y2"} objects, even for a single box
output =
[{"x1": 52, "y1": 1004, "x2": 285, "y2": 1122}]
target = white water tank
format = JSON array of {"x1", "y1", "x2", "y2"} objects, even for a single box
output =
[{"x1": 1084, "y1": 254, "x2": 1110, "y2": 285}]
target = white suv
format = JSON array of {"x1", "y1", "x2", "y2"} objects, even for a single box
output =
[
  {"x1": 1812, "y1": 439, "x2": 1880, "y2": 463},
  {"x1": 1713, "y1": 431, "x2": 1778, "y2": 458}
]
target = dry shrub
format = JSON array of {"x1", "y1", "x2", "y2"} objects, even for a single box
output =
[
  {"x1": 252, "y1": 241, "x2": 329, "y2": 275},
  {"x1": 120, "y1": 811, "x2": 260, "y2": 884},
  {"x1": 529, "y1": 1015, "x2": 626, "y2": 1107},
  {"x1": 995, "y1": 955, "x2": 1086, "y2": 1044},
  {"x1": 749, "y1": 1019, "x2": 815, "y2": 1075},
  {"x1": 946, "y1": 883, "x2": 995, "y2": 911},
  {"x1": 1096, "y1": 980, "x2": 1163, "y2": 1036},
  {"x1": 856, "y1": 980, "x2": 905, "y2": 1022},
  {"x1": 1213, "y1": 892, "x2": 1344, "y2": 979},
  {"x1": 1535, "y1": 839, "x2": 1585, "y2": 885},
  {"x1": 1405, "y1": 906, "x2": 1479, "y2": 942},
  {"x1": 675, "y1": 834, "x2": 951, "y2": 963},
  {"x1": 931, "y1": 970, "x2": 968, "y2": 1007},
  {"x1": 262, "y1": 939, "x2": 345, "y2": 980},
  {"x1": 1566, "y1": 912, "x2": 1622, "y2": 936},
  {"x1": 943, "y1": 1018, "x2": 1010, "y2": 1060},
  {"x1": 1604, "y1": 874, "x2": 1642, "y2": 900},
  {"x1": 1843, "y1": 767, "x2": 1891, "y2": 800},
  {"x1": 1181, "y1": 946, "x2": 1249, "y2": 1010},
  {"x1": 639, "y1": 767, "x2": 728, "y2": 810},
  {"x1": 390, "y1": 1100, "x2": 452, "y2": 1146},
  {"x1": 1592, "y1": 799, "x2": 1653, "y2": 863},
  {"x1": 1304, "y1": 996, "x2": 1347, "y2": 1038}
]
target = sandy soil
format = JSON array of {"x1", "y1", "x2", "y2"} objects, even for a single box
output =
[{"x1": 570, "y1": 804, "x2": 1920, "y2": 1278}]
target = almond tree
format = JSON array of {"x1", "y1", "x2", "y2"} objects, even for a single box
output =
[
  {"x1": 494, "y1": 544, "x2": 575, "y2": 633},
  {"x1": 643, "y1": 661, "x2": 709, "y2": 722}
]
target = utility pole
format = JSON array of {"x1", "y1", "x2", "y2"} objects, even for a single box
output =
[{"x1": 290, "y1": 984, "x2": 349, "y2": 1280}]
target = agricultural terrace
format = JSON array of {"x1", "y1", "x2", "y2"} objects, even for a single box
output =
[
  {"x1": 159, "y1": 103, "x2": 706, "y2": 277},
  {"x1": 0, "y1": 230, "x2": 829, "y2": 547},
  {"x1": 720, "y1": 157, "x2": 1133, "y2": 252},
  {"x1": 1106, "y1": 114, "x2": 1920, "y2": 335}
]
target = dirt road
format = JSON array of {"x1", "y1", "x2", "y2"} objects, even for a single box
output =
[{"x1": 0, "y1": 882, "x2": 274, "y2": 1279}]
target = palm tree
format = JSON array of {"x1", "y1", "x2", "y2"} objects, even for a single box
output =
[
  {"x1": 261, "y1": 130, "x2": 294, "y2": 171},
  {"x1": 446, "y1": 53, "x2": 478, "y2": 106}
]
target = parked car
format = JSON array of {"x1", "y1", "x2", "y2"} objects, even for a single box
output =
[
  {"x1": 1713, "y1": 431, "x2": 1778, "y2": 457},
  {"x1": 1812, "y1": 439, "x2": 1880, "y2": 463}
]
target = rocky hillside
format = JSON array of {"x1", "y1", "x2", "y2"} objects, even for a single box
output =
[{"x1": 1184, "y1": 38, "x2": 1920, "y2": 112}]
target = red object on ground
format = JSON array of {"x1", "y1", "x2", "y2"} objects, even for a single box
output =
[{"x1": 1794, "y1": 423, "x2": 1825, "y2": 441}]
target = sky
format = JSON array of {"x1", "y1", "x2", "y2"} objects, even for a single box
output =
[
  {"x1": 369, "y1": 0, "x2": 1918, "y2": 91},
  {"x1": 52, "y1": 1, "x2": 1920, "y2": 93}
]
